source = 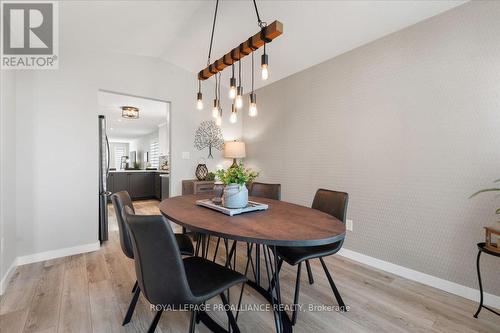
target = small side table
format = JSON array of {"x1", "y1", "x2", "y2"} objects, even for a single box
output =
[{"x1": 473, "y1": 242, "x2": 500, "y2": 318}]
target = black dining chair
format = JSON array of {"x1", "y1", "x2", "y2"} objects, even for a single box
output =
[
  {"x1": 110, "y1": 191, "x2": 194, "y2": 326},
  {"x1": 274, "y1": 189, "x2": 348, "y2": 325},
  {"x1": 123, "y1": 206, "x2": 247, "y2": 333},
  {"x1": 248, "y1": 182, "x2": 281, "y2": 200}
]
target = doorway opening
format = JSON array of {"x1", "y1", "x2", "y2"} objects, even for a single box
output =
[{"x1": 98, "y1": 90, "x2": 171, "y2": 241}]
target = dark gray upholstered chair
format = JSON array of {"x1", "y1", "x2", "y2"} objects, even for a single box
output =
[
  {"x1": 274, "y1": 189, "x2": 348, "y2": 325},
  {"x1": 123, "y1": 206, "x2": 247, "y2": 333},
  {"x1": 248, "y1": 182, "x2": 281, "y2": 200},
  {"x1": 110, "y1": 191, "x2": 194, "y2": 326}
]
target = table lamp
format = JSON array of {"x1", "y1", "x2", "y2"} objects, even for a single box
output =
[{"x1": 224, "y1": 141, "x2": 246, "y2": 168}]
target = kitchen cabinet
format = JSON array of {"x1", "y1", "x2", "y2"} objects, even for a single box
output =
[
  {"x1": 108, "y1": 172, "x2": 165, "y2": 200},
  {"x1": 129, "y1": 173, "x2": 155, "y2": 198},
  {"x1": 155, "y1": 173, "x2": 162, "y2": 200},
  {"x1": 113, "y1": 173, "x2": 129, "y2": 193}
]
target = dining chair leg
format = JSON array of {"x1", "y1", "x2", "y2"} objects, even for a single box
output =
[
  {"x1": 319, "y1": 257, "x2": 346, "y2": 309},
  {"x1": 122, "y1": 286, "x2": 140, "y2": 325},
  {"x1": 131, "y1": 280, "x2": 138, "y2": 293},
  {"x1": 220, "y1": 292, "x2": 241, "y2": 333},
  {"x1": 147, "y1": 310, "x2": 163, "y2": 333},
  {"x1": 189, "y1": 311, "x2": 196, "y2": 333},
  {"x1": 213, "y1": 237, "x2": 221, "y2": 262},
  {"x1": 305, "y1": 260, "x2": 314, "y2": 285},
  {"x1": 291, "y1": 262, "x2": 302, "y2": 325},
  {"x1": 195, "y1": 233, "x2": 201, "y2": 256}
]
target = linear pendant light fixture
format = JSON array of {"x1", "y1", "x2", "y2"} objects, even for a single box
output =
[{"x1": 195, "y1": 0, "x2": 283, "y2": 124}]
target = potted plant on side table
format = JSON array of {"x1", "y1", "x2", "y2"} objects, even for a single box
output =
[
  {"x1": 470, "y1": 179, "x2": 500, "y2": 253},
  {"x1": 216, "y1": 163, "x2": 259, "y2": 209}
]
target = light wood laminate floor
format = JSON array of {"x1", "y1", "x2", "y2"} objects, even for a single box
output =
[{"x1": 1, "y1": 199, "x2": 499, "y2": 333}]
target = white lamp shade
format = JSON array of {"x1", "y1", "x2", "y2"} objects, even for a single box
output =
[{"x1": 224, "y1": 141, "x2": 246, "y2": 159}]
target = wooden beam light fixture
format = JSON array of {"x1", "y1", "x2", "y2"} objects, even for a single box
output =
[
  {"x1": 196, "y1": 0, "x2": 283, "y2": 125},
  {"x1": 197, "y1": 20, "x2": 283, "y2": 81}
]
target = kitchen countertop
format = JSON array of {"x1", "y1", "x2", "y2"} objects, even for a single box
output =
[{"x1": 109, "y1": 170, "x2": 169, "y2": 174}]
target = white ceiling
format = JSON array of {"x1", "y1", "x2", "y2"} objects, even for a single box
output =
[
  {"x1": 98, "y1": 91, "x2": 169, "y2": 140},
  {"x1": 64, "y1": 1, "x2": 466, "y2": 90}
]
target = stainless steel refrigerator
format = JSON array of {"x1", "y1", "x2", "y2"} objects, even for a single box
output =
[{"x1": 98, "y1": 115, "x2": 110, "y2": 242}]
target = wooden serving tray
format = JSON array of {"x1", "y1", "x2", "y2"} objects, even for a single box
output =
[{"x1": 196, "y1": 199, "x2": 268, "y2": 216}]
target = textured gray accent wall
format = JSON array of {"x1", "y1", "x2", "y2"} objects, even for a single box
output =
[{"x1": 243, "y1": 1, "x2": 500, "y2": 296}]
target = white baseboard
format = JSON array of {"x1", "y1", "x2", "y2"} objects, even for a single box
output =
[
  {"x1": 16, "y1": 242, "x2": 100, "y2": 266},
  {"x1": 0, "y1": 258, "x2": 18, "y2": 295},
  {"x1": 337, "y1": 248, "x2": 500, "y2": 310},
  {"x1": 1, "y1": 242, "x2": 100, "y2": 295}
]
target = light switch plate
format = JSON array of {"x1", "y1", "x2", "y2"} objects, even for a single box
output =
[
  {"x1": 181, "y1": 152, "x2": 190, "y2": 159},
  {"x1": 346, "y1": 219, "x2": 353, "y2": 231}
]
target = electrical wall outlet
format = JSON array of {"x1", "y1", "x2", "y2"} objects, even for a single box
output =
[
  {"x1": 346, "y1": 219, "x2": 353, "y2": 232},
  {"x1": 181, "y1": 152, "x2": 190, "y2": 159}
]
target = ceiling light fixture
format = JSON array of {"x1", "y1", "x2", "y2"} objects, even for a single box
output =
[
  {"x1": 196, "y1": 80, "x2": 203, "y2": 110},
  {"x1": 121, "y1": 106, "x2": 139, "y2": 119},
  {"x1": 261, "y1": 43, "x2": 269, "y2": 80},
  {"x1": 249, "y1": 52, "x2": 258, "y2": 117},
  {"x1": 195, "y1": 0, "x2": 283, "y2": 120},
  {"x1": 229, "y1": 64, "x2": 236, "y2": 99},
  {"x1": 212, "y1": 74, "x2": 219, "y2": 118},
  {"x1": 235, "y1": 60, "x2": 243, "y2": 109},
  {"x1": 230, "y1": 103, "x2": 237, "y2": 124},
  {"x1": 216, "y1": 72, "x2": 223, "y2": 126}
]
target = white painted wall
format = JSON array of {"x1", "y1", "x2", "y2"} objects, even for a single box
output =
[
  {"x1": 158, "y1": 123, "x2": 169, "y2": 156},
  {"x1": 12, "y1": 2, "x2": 242, "y2": 259},
  {"x1": 131, "y1": 130, "x2": 159, "y2": 168},
  {"x1": 0, "y1": 71, "x2": 17, "y2": 291},
  {"x1": 108, "y1": 142, "x2": 130, "y2": 169}
]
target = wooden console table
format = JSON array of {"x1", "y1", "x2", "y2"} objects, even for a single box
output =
[{"x1": 182, "y1": 179, "x2": 214, "y2": 195}]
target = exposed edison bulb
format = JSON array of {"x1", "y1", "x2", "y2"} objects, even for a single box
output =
[
  {"x1": 235, "y1": 86, "x2": 243, "y2": 109},
  {"x1": 235, "y1": 96, "x2": 243, "y2": 109},
  {"x1": 261, "y1": 53, "x2": 269, "y2": 81},
  {"x1": 196, "y1": 92, "x2": 203, "y2": 110},
  {"x1": 211, "y1": 100, "x2": 218, "y2": 118},
  {"x1": 229, "y1": 77, "x2": 236, "y2": 99},
  {"x1": 249, "y1": 93, "x2": 258, "y2": 117},
  {"x1": 261, "y1": 64, "x2": 269, "y2": 80},
  {"x1": 249, "y1": 103, "x2": 258, "y2": 117},
  {"x1": 216, "y1": 116, "x2": 222, "y2": 127},
  {"x1": 229, "y1": 86, "x2": 236, "y2": 99},
  {"x1": 230, "y1": 112, "x2": 237, "y2": 124}
]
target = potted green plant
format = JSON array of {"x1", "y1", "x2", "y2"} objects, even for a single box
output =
[
  {"x1": 470, "y1": 178, "x2": 500, "y2": 218},
  {"x1": 470, "y1": 179, "x2": 500, "y2": 252},
  {"x1": 216, "y1": 163, "x2": 259, "y2": 209}
]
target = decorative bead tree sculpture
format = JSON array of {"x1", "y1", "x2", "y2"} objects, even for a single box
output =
[{"x1": 194, "y1": 120, "x2": 224, "y2": 159}]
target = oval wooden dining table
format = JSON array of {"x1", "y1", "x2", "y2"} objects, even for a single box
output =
[{"x1": 160, "y1": 194, "x2": 346, "y2": 333}]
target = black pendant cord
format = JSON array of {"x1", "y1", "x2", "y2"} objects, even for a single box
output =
[
  {"x1": 252, "y1": 0, "x2": 266, "y2": 27},
  {"x1": 238, "y1": 60, "x2": 242, "y2": 86},
  {"x1": 218, "y1": 72, "x2": 222, "y2": 116},
  {"x1": 207, "y1": 0, "x2": 220, "y2": 66},
  {"x1": 214, "y1": 74, "x2": 218, "y2": 102},
  {"x1": 251, "y1": 52, "x2": 255, "y2": 93},
  {"x1": 232, "y1": 63, "x2": 235, "y2": 79}
]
